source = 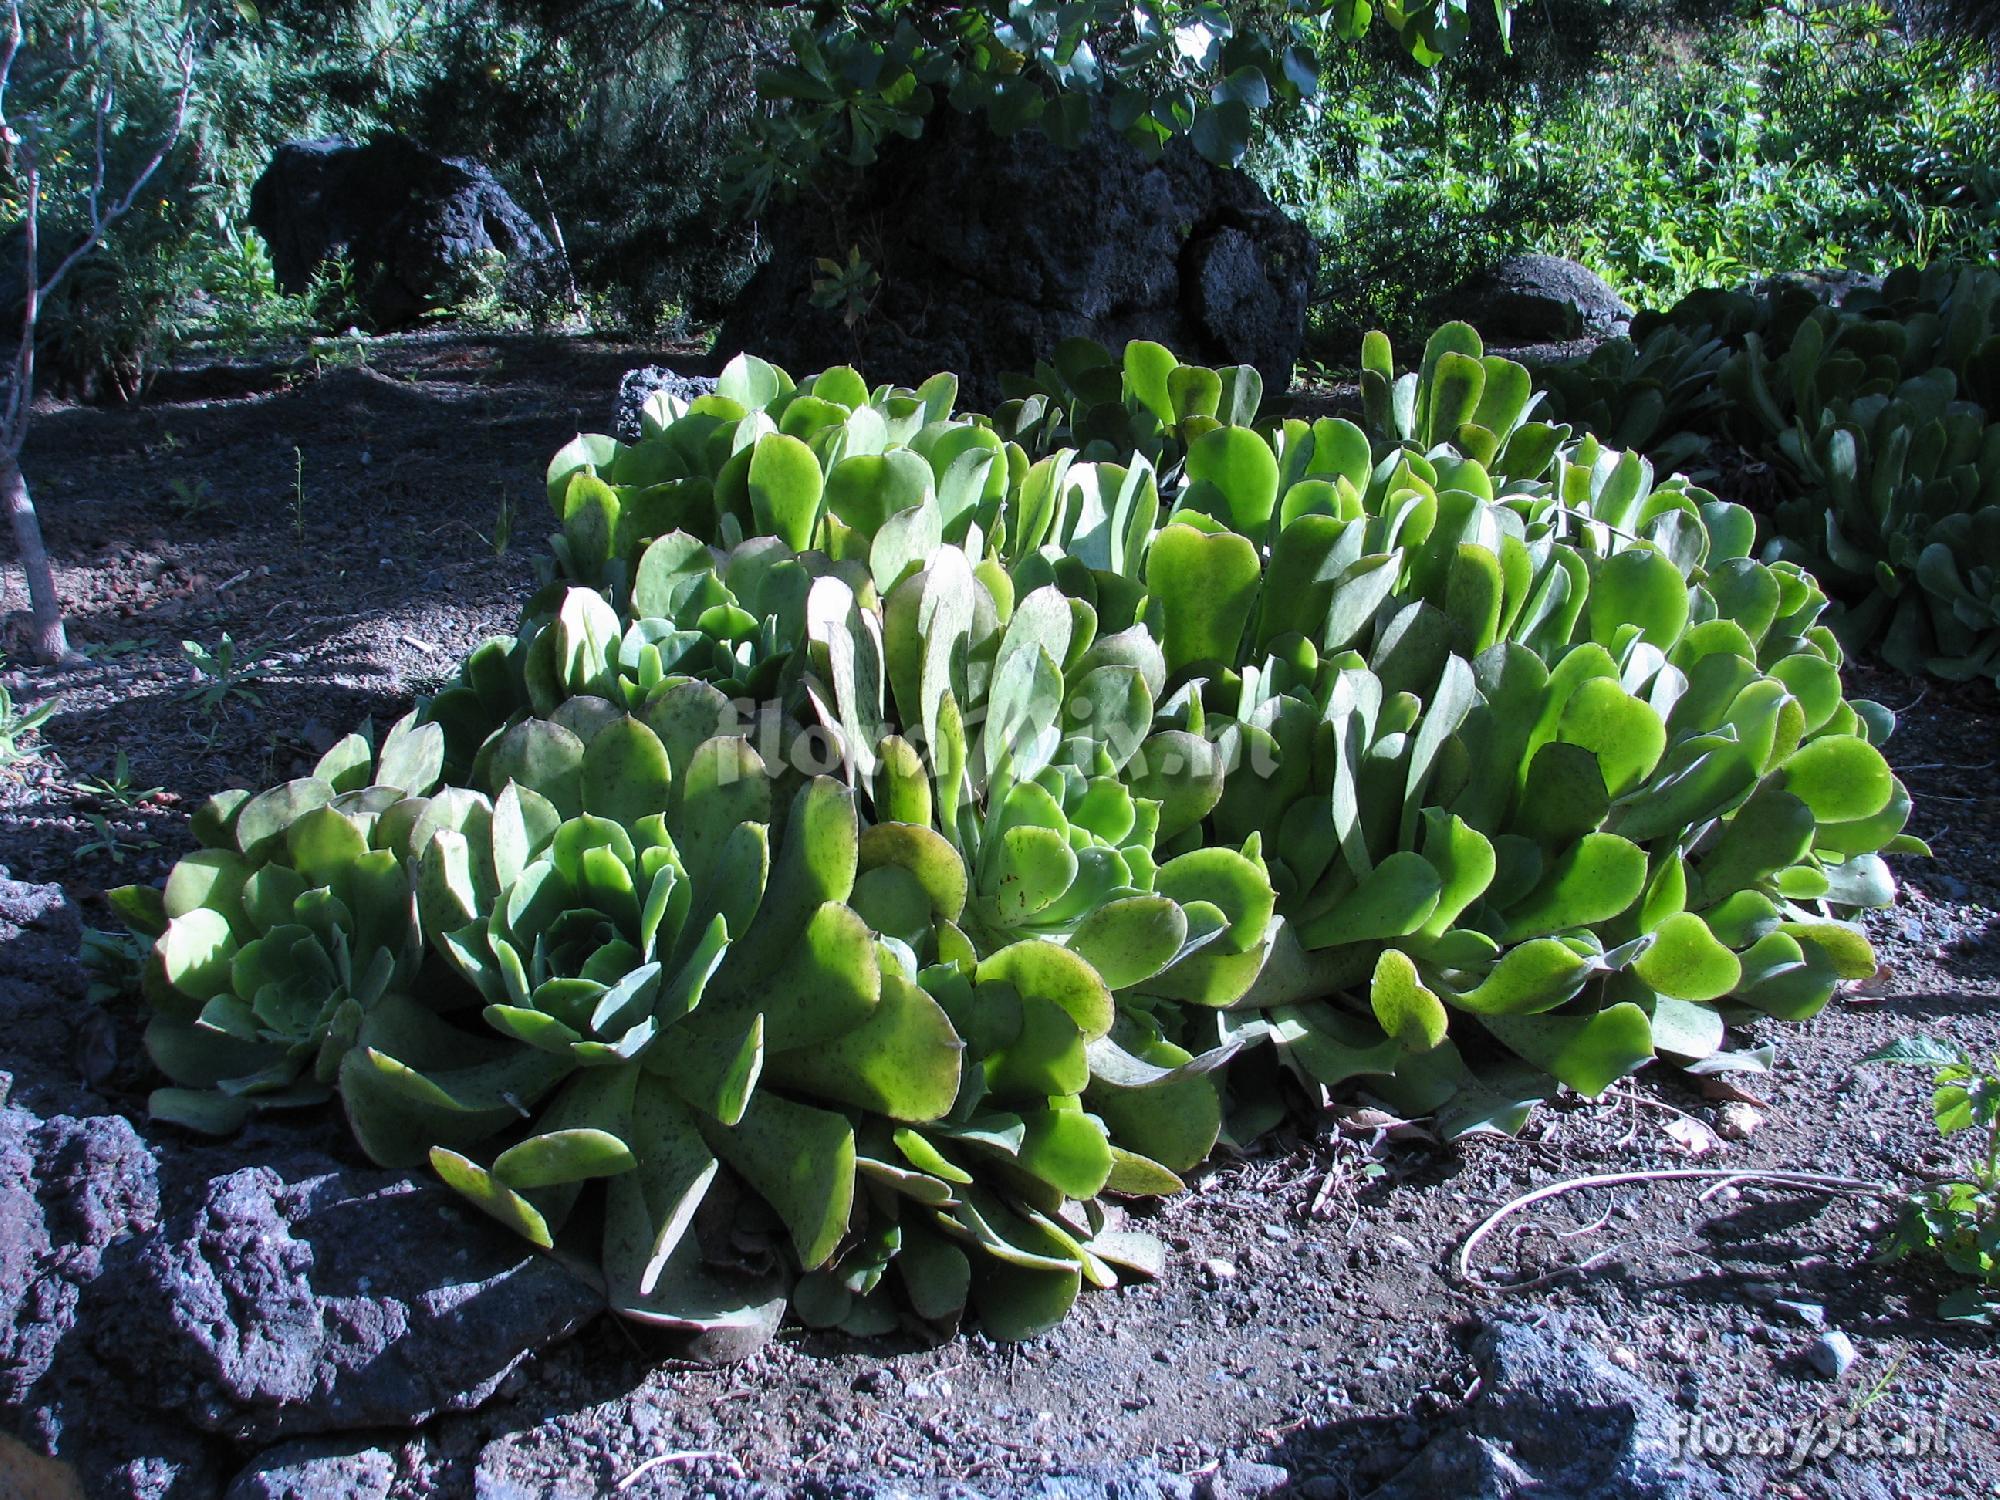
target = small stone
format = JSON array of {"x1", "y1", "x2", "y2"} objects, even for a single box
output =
[
  {"x1": 1261, "y1": 1223, "x2": 1292, "y2": 1242},
  {"x1": 1715, "y1": 1101, "x2": 1763, "y2": 1140},
  {"x1": 1775, "y1": 1299, "x2": 1826, "y2": 1328},
  {"x1": 1202, "y1": 1258, "x2": 1237, "y2": 1281},
  {"x1": 1608, "y1": 1346, "x2": 1639, "y2": 1372},
  {"x1": 1806, "y1": 1330, "x2": 1859, "y2": 1379},
  {"x1": 1200, "y1": 1458, "x2": 1290, "y2": 1499},
  {"x1": 1385, "y1": 1233, "x2": 1419, "y2": 1257}
]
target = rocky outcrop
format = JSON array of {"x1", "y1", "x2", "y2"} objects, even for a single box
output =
[
  {"x1": 0, "y1": 871, "x2": 602, "y2": 1497},
  {"x1": 248, "y1": 137, "x2": 565, "y2": 330},
  {"x1": 96, "y1": 1165, "x2": 601, "y2": 1445},
  {"x1": 718, "y1": 109, "x2": 1314, "y2": 401}
]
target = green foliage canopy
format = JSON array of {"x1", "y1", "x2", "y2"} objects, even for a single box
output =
[{"x1": 732, "y1": 0, "x2": 1520, "y2": 202}]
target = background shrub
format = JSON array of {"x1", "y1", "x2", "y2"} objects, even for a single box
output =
[{"x1": 1260, "y1": 0, "x2": 2000, "y2": 359}]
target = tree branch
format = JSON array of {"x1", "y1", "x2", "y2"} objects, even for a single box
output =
[
  {"x1": 89, "y1": 6, "x2": 109, "y2": 228},
  {"x1": 0, "y1": 0, "x2": 19, "y2": 132},
  {"x1": 4, "y1": 151, "x2": 34, "y2": 451},
  {"x1": 34, "y1": 24, "x2": 199, "y2": 307}
]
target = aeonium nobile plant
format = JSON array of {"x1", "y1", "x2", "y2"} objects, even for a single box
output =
[{"x1": 102, "y1": 331, "x2": 1916, "y2": 1346}]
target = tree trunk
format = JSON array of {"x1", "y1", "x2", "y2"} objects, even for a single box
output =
[{"x1": 1, "y1": 448, "x2": 75, "y2": 666}]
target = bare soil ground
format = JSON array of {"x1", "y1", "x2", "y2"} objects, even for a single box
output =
[{"x1": 3, "y1": 335, "x2": 1997, "y2": 1498}]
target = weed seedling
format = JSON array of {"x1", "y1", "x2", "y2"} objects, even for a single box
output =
[
  {"x1": 0, "y1": 684, "x2": 56, "y2": 772},
  {"x1": 74, "y1": 750, "x2": 164, "y2": 810},
  {"x1": 167, "y1": 476, "x2": 218, "y2": 520},
  {"x1": 1864, "y1": 1037, "x2": 2000, "y2": 1323},
  {"x1": 470, "y1": 484, "x2": 513, "y2": 560},
  {"x1": 81, "y1": 924, "x2": 149, "y2": 1005},
  {"x1": 180, "y1": 634, "x2": 270, "y2": 718},
  {"x1": 78, "y1": 812, "x2": 159, "y2": 866},
  {"x1": 810, "y1": 244, "x2": 881, "y2": 330},
  {"x1": 76, "y1": 636, "x2": 156, "y2": 664}
]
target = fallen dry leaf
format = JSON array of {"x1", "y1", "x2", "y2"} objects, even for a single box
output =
[
  {"x1": 1333, "y1": 1105, "x2": 1436, "y2": 1142},
  {"x1": 1700, "y1": 1077, "x2": 1771, "y2": 1108},
  {"x1": 1839, "y1": 962, "x2": 1895, "y2": 1002},
  {"x1": 1663, "y1": 1115, "x2": 1722, "y2": 1155}
]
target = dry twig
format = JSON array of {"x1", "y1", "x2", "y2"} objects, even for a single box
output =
[
  {"x1": 1456, "y1": 1168, "x2": 1899, "y2": 1289},
  {"x1": 616, "y1": 1449, "x2": 741, "y2": 1491}
]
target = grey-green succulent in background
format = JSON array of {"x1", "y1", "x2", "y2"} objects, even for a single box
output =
[
  {"x1": 1767, "y1": 372, "x2": 2000, "y2": 684},
  {"x1": 1533, "y1": 323, "x2": 1732, "y2": 476},
  {"x1": 1535, "y1": 261, "x2": 2000, "y2": 688}
]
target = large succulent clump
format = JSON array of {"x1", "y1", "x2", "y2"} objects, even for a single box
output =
[{"x1": 111, "y1": 328, "x2": 1917, "y2": 1344}]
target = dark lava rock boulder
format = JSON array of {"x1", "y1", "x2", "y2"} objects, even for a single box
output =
[
  {"x1": 0, "y1": 1089, "x2": 215, "y2": 1499},
  {"x1": 1367, "y1": 1316, "x2": 1721, "y2": 1500},
  {"x1": 615, "y1": 366, "x2": 719, "y2": 443},
  {"x1": 0, "y1": 868, "x2": 107, "y2": 1117},
  {"x1": 0, "y1": 1095, "x2": 159, "y2": 1408},
  {"x1": 0, "y1": 868, "x2": 84, "y2": 996},
  {"x1": 1449, "y1": 254, "x2": 1632, "y2": 343},
  {"x1": 248, "y1": 137, "x2": 564, "y2": 330},
  {"x1": 717, "y1": 110, "x2": 1314, "y2": 402},
  {"x1": 95, "y1": 1164, "x2": 601, "y2": 1444}
]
